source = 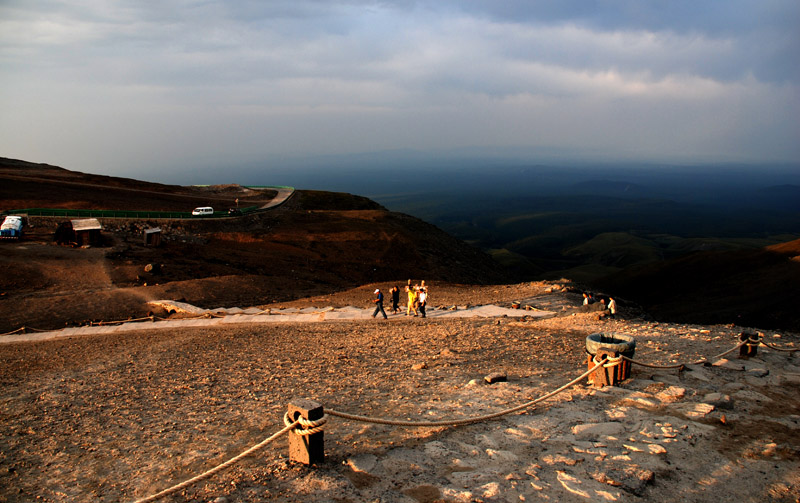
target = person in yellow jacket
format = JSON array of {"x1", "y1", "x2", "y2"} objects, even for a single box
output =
[{"x1": 406, "y1": 280, "x2": 418, "y2": 316}]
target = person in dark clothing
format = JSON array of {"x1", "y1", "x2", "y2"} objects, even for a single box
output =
[
  {"x1": 372, "y1": 289, "x2": 388, "y2": 319},
  {"x1": 390, "y1": 285, "x2": 400, "y2": 314}
]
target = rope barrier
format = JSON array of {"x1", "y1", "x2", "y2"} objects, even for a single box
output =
[
  {"x1": 0, "y1": 327, "x2": 27, "y2": 337},
  {"x1": 92, "y1": 316, "x2": 155, "y2": 327},
  {"x1": 712, "y1": 338, "x2": 750, "y2": 360},
  {"x1": 326, "y1": 358, "x2": 606, "y2": 427},
  {"x1": 2, "y1": 310, "x2": 238, "y2": 337},
  {"x1": 131, "y1": 361, "x2": 604, "y2": 502},
  {"x1": 128, "y1": 331, "x2": 798, "y2": 502},
  {"x1": 0, "y1": 326, "x2": 53, "y2": 337},
  {"x1": 621, "y1": 338, "x2": 755, "y2": 370},
  {"x1": 621, "y1": 357, "x2": 687, "y2": 370},
  {"x1": 132, "y1": 419, "x2": 300, "y2": 503},
  {"x1": 283, "y1": 412, "x2": 327, "y2": 435},
  {"x1": 621, "y1": 335, "x2": 797, "y2": 370},
  {"x1": 759, "y1": 339, "x2": 798, "y2": 352},
  {"x1": 599, "y1": 354, "x2": 623, "y2": 368}
]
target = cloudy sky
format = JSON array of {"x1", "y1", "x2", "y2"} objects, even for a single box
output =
[{"x1": 1, "y1": 0, "x2": 798, "y2": 180}]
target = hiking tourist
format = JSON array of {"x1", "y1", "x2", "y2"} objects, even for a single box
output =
[
  {"x1": 418, "y1": 283, "x2": 428, "y2": 318},
  {"x1": 390, "y1": 285, "x2": 400, "y2": 314},
  {"x1": 406, "y1": 280, "x2": 418, "y2": 316},
  {"x1": 607, "y1": 296, "x2": 617, "y2": 319},
  {"x1": 372, "y1": 289, "x2": 387, "y2": 319}
]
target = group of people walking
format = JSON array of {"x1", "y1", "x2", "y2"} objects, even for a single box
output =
[{"x1": 372, "y1": 280, "x2": 429, "y2": 319}]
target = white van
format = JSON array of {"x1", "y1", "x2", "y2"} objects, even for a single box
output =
[{"x1": 191, "y1": 206, "x2": 214, "y2": 217}]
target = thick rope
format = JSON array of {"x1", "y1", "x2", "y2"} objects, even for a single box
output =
[
  {"x1": 758, "y1": 340, "x2": 798, "y2": 353},
  {"x1": 622, "y1": 338, "x2": 751, "y2": 370},
  {"x1": 326, "y1": 358, "x2": 606, "y2": 427},
  {"x1": 599, "y1": 354, "x2": 623, "y2": 368},
  {"x1": 0, "y1": 327, "x2": 27, "y2": 337},
  {"x1": 2, "y1": 310, "x2": 242, "y2": 336},
  {"x1": 283, "y1": 412, "x2": 327, "y2": 435},
  {"x1": 92, "y1": 316, "x2": 154, "y2": 326},
  {"x1": 1, "y1": 326, "x2": 52, "y2": 337},
  {"x1": 711, "y1": 338, "x2": 750, "y2": 360},
  {"x1": 132, "y1": 419, "x2": 299, "y2": 503},
  {"x1": 621, "y1": 357, "x2": 686, "y2": 370}
]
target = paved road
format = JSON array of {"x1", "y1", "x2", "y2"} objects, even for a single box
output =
[
  {"x1": 259, "y1": 187, "x2": 294, "y2": 209},
  {"x1": 0, "y1": 301, "x2": 554, "y2": 345}
]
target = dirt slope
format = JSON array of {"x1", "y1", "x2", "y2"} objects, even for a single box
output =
[{"x1": 0, "y1": 159, "x2": 508, "y2": 332}]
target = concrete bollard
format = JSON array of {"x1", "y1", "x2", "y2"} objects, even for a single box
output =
[
  {"x1": 287, "y1": 399, "x2": 325, "y2": 465},
  {"x1": 586, "y1": 333, "x2": 635, "y2": 388}
]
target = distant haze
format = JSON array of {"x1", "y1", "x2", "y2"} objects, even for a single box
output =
[{"x1": 1, "y1": 1, "x2": 799, "y2": 180}]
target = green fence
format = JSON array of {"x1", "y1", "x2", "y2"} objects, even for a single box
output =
[
  {"x1": 1, "y1": 185, "x2": 294, "y2": 219},
  {"x1": 1, "y1": 206, "x2": 260, "y2": 219}
]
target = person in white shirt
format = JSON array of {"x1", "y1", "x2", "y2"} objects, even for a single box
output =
[
  {"x1": 418, "y1": 285, "x2": 428, "y2": 318},
  {"x1": 607, "y1": 297, "x2": 617, "y2": 319}
]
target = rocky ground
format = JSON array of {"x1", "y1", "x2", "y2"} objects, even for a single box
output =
[
  {"x1": 1, "y1": 160, "x2": 798, "y2": 502},
  {"x1": 1, "y1": 287, "x2": 798, "y2": 503}
]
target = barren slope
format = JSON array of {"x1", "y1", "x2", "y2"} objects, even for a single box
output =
[{"x1": 0, "y1": 160, "x2": 508, "y2": 332}]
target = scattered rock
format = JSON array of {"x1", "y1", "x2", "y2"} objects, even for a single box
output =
[
  {"x1": 655, "y1": 386, "x2": 686, "y2": 403},
  {"x1": 572, "y1": 422, "x2": 626, "y2": 439},
  {"x1": 713, "y1": 359, "x2": 745, "y2": 371},
  {"x1": 732, "y1": 389, "x2": 772, "y2": 403},
  {"x1": 622, "y1": 443, "x2": 667, "y2": 454},
  {"x1": 681, "y1": 403, "x2": 716, "y2": 418},
  {"x1": 703, "y1": 392, "x2": 734, "y2": 410},
  {"x1": 347, "y1": 454, "x2": 377, "y2": 473},
  {"x1": 591, "y1": 464, "x2": 655, "y2": 495},
  {"x1": 619, "y1": 392, "x2": 659, "y2": 408},
  {"x1": 484, "y1": 372, "x2": 507, "y2": 384},
  {"x1": 541, "y1": 454, "x2": 581, "y2": 466},
  {"x1": 479, "y1": 481, "x2": 501, "y2": 498},
  {"x1": 486, "y1": 449, "x2": 519, "y2": 463},
  {"x1": 746, "y1": 367, "x2": 769, "y2": 378},
  {"x1": 556, "y1": 471, "x2": 591, "y2": 498}
]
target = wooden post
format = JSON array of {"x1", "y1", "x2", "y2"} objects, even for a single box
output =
[
  {"x1": 739, "y1": 332, "x2": 758, "y2": 358},
  {"x1": 287, "y1": 399, "x2": 325, "y2": 465},
  {"x1": 619, "y1": 357, "x2": 631, "y2": 381},
  {"x1": 589, "y1": 350, "x2": 610, "y2": 388}
]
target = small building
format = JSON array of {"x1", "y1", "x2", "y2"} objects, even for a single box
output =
[
  {"x1": 56, "y1": 218, "x2": 103, "y2": 246},
  {"x1": 143, "y1": 227, "x2": 162, "y2": 247},
  {"x1": 1, "y1": 215, "x2": 24, "y2": 240}
]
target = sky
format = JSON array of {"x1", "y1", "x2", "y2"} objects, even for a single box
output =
[{"x1": 1, "y1": 0, "x2": 799, "y2": 182}]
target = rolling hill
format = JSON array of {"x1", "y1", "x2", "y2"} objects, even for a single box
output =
[{"x1": 595, "y1": 239, "x2": 800, "y2": 330}]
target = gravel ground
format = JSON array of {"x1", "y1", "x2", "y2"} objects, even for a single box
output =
[{"x1": 1, "y1": 288, "x2": 798, "y2": 503}]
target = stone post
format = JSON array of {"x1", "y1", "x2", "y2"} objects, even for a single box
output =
[{"x1": 287, "y1": 399, "x2": 325, "y2": 465}]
